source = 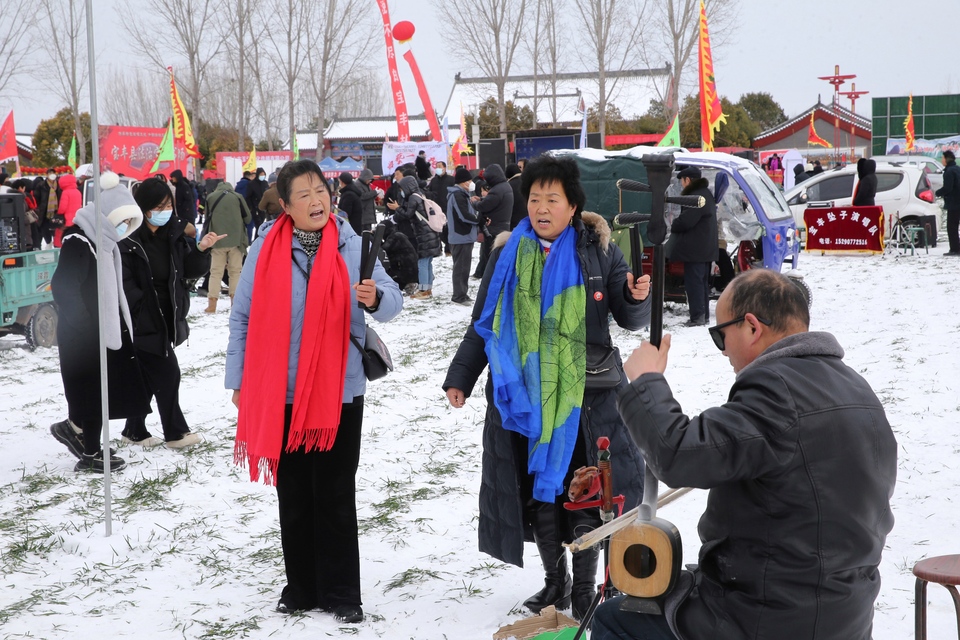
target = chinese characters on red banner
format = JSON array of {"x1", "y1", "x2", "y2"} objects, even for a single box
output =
[{"x1": 803, "y1": 206, "x2": 885, "y2": 253}]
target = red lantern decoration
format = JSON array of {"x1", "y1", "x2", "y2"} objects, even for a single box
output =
[{"x1": 392, "y1": 20, "x2": 415, "y2": 43}]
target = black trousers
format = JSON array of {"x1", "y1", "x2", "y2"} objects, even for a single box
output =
[
  {"x1": 948, "y1": 209, "x2": 960, "y2": 253},
  {"x1": 451, "y1": 243, "x2": 474, "y2": 302},
  {"x1": 473, "y1": 233, "x2": 493, "y2": 278},
  {"x1": 123, "y1": 347, "x2": 190, "y2": 442},
  {"x1": 683, "y1": 261, "x2": 711, "y2": 323},
  {"x1": 276, "y1": 397, "x2": 364, "y2": 611}
]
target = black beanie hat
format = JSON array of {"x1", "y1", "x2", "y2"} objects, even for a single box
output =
[
  {"x1": 454, "y1": 167, "x2": 473, "y2": 184},
  {"x1": 339, "y1": 171, "x2": 353, "y2": 185}
]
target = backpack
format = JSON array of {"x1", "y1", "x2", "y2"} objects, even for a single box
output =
[{"x1": 412, "y1": 192, "x2": 446, "y2": 233}]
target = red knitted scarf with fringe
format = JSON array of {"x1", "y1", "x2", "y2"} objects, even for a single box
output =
[{"x1": 234, "y1": 214, "x2": 351, "y2": 484}]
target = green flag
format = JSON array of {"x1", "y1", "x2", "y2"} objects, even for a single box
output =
[
  {"x1": 292, "y1": 130, "x2": 299, "y2": 161},
  {"x1": 657, "y1": 114, "x2": 681, "y2": 148},
  {"x1": 67, "y1": 135, "x2": 77, "y2": 170},
  {"x1": 150, "y1": 120, "x2": 176, "y2": 173}
]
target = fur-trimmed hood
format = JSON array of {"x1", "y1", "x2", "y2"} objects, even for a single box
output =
[{"x1": 493, "y1": 211, "x2": 611, "y2": 251}]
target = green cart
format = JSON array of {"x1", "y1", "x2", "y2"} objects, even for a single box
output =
[{"x1": 0, "y1": 249, "x2": 59, "y2": 349}]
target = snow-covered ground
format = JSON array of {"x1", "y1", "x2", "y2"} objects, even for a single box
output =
[{"x1": 1, "y1": 243, "x2": 958, "y2": 639}]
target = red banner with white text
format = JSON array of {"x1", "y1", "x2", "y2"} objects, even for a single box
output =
[
  {"x1": 99, "y1": 126, "x2": 192, "y2": 180},
  {"x1": 375, "y1": 0, "x2": 410, "y2": 141},
  {"x1": 803, "y1": 206, "x2": 884, "y2": 253}
]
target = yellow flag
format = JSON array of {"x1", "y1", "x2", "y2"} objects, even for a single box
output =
[
  {"x1": 168, "y1": 67, "x2": 202, "y2": 159},
  {"x1": 242, "y1": 147, "x2": 256, "y2": 173}
]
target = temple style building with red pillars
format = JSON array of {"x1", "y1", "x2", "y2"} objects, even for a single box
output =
[{"x1": 753, "y1": 101, "x2": 872, "y2": 159}]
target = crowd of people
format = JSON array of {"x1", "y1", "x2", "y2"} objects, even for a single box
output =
[{"x1": 23, "y1": 152, "x2": 897, "y2": 637}]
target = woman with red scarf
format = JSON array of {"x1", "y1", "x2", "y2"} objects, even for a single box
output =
[{"x1": 225, "y1": 160, "x2": 402, "y2": 624}]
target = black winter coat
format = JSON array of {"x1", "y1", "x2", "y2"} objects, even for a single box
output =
[
  {"x1": 852, "y1": 159, "x2": 877, "y2": 206},
  {"x1": 427, "y1": 173, "x2": 456, "y2": 207},
  {"x1": 119, "y1": 218, "x2": 212, "y2": 356},
  {"x1": 395, "y1": 176, "x2": 441, "y2": 259},
  {"x1": 508, "y1": 174, "x2": 526, "y2": 229},
  {"x1": 475, "y1": 164, "x2": 514, "y2": 235},
  {"x1": 670, "y1": 178, "x2": 718, "y2": 263},
  {"x1": 32, "y1": 177, "x2": 61, "y2": 220},
  {"x1": 52, "y1": 227, "x2": 151, "y2": 423},
  {"x1": 380, "y1": 223, "x2": 419, "y2": 287},
  {"x1": 245, "y1": 179, "x2": 268, "y2": 223},
  {"x1": 357, "y1": 180, "x2": 378, "y2": 227},
  {"x1": 415, "y1": 155, "x2": 432, "y2": 181},
  {"x1": 338, "y1": 182, "x2": 365, "y2": 235},
  {"x1": 936, "y1": 160, "x2": 960, "y2": 209},
  {"x1": 443, "y1": 212, "x2": 650, "y2": 567},
  {"x1": 618, "y1": 332, "x2": 896, "y2": 640}
]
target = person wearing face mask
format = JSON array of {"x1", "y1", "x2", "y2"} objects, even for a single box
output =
[
  {"x1": 117, "y1": 177, "x2": 226, "y2": 449},
  {"x1": 49, "y1": 172, "x2": 152, "y2": 473},
  {"x1": 245, "y1": 168, "x2": 269, "y2": 240},
  {"x1": 427, "y1": 161, "x2": 456, "y2": 255},
  {"x1": 32, "y1": 169, "x2": 62, "y2": 247}
]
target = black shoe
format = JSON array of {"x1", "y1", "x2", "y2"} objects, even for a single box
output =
[
  {"x1": 944, "y1": 251, "x2": 960, "y2": 256},
  {"x1": 333, "y1": 604, "x2": 363, "y2": 623},
  {"x1": 524, "y1": 502, "x2": 572, "y2": 613},
  {"x1": 51, "y1": 420, "x2": 83, "y2": 459},
  {"x1": 74, "y1": 449, "x2": 127, "y2": 472},
  {"x1": 276, "y1": 600, "x2": 308, "y2": 614},
  {"x1": 684, "y1": 319, "x2": 707, "y2": 327}
]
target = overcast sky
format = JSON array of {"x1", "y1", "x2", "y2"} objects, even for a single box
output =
[{"x1": 4, "y1": 0, "x2": 959, "y2": 136}]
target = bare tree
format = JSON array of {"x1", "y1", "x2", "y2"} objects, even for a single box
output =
[
  {"x1": 127, "y1": 0, "x2": 225, "y2": 138},
  {"x1": 306, "y1": 0, "x2": 377, "y2": 159},
  {"x1": 0, "y1": 7, "x2": 32, "y2": 101},
  {"x1": 526, "y1": 0, "x2": 567, "y2": 126},
  {"x1": 637, "y1": 0, "x2": 738, "y2": 115},
  {"x1": 220, "y1": 0, "x2": 257, "y2": 149},
  {"x1": 328, "y1": 69, "x2": 389, "y2": 119},
  {"x1": 437, "y1": 0, "x2": 529, "y2": 138},
  {"x1": 261, "y1": 0, "x2": 312, "y2": 154},
  {"x1": 100, "y1": 67, "x2": 170, "y2": 127},
  {"x1": 39, "y1": 0, "x2": 89, "y2": 163},
  {"x1": 572, "y1": 0, "x2": 647, "y2": 147}
]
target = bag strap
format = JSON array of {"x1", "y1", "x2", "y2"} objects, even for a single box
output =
[{"x1": 349, "y1": 333, "x2": 372, "y2": 364}]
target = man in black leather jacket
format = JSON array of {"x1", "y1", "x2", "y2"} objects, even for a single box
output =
[
  {"x1": 591, "y1": 268, "x2": 897, "y2": 640},
  {"x1": 671, "y1": 166, "x2": 717, "y2": 326}
]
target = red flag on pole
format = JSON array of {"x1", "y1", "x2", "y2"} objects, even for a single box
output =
[
  {"x1": 698, "y1": 0, "x2": 726, "y2": 152},
  {"x1": 0, "y1": 111, "x2": 18, "y2": 164},
  {"x1": 807, "y1": 112, "x2": 832, "y2": 148},
  {"x1": 904, "y1": 93, "x2": 916, "y2": 152}
]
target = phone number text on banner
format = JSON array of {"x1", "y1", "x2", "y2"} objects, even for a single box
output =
[{"x1": 803, "y1": 206, "x2": 884, "y2": 253}]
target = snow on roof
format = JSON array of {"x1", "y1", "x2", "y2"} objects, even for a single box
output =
[
  {"x1": 283, "y1": 117, "x2": 435, "y2": 150},
  {"x1": 440, "y1": 67, "x2": 671, "y2": 131}
]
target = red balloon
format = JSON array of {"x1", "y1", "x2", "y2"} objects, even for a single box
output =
[{"x1": 393, "y1": 20, "x2": 415, "y2": 42}]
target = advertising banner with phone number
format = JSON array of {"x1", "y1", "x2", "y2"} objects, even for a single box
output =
[{"x1": 803, "y1": 206, "x2": 884, "y2": 253}]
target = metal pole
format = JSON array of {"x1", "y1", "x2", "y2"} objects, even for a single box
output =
[{"x1": 85, "y1": 0, "x2": 112, "y2": 536}]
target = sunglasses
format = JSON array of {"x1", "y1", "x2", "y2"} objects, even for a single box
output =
[{"x1": 708, "y1": 315, "x2": 771, "y2": 351}]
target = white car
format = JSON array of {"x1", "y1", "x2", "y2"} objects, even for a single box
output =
[
  {"x1": 784, "y1": 164, "x2": 941, "y2": 244},
  {"x1": 872, "y1": 155, "x2": 944, "y2": 191}
]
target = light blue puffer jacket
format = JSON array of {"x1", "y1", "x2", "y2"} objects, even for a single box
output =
[{"x1": 225, "y1": 216, "x2": 402, "y2": 403}]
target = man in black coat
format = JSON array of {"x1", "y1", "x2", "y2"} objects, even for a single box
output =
[
  {"x1": 592, "y1": 268, "x2": 897, "y2": 640},
  {"x1": 32, "y1": 170, "x2": 62, "y2": 246},
  {"x1": 337, "y1": 172, "x2": 364, "y2": 235},
  {"x1": 505, "y1": 163, "x2": 526, "y2": 229},
  {"x1": 936, "y1": 149, "x2": 960, "y2": 255},
  {"x1": 671, "y1": 166, "x2": 717, "y2": 325},
  {"x1": 472, "y1": 163, "x2": 514, "y2": 278},
  {"x1": 792, "y1": 163, "x2": 810, "y2": 186},
  {"x1": 415, "y1": 150, "x2": 432, "y2": 181}
]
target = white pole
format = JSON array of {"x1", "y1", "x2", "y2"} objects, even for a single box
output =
[{"x1": 85, "y1": 0, "x2": 112, "y2": 535}]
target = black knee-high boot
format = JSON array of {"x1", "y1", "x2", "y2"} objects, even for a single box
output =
[
  {"x1": 523, "y1": 502, "x2": 572, "y2": 613},
  {"x1": 568, "y1": 507, "x2": 601, "y2": 621}
]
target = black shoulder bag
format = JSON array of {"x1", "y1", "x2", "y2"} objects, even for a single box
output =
[{"x1": 350, "y1": 327, "x2": 393, "y2": 381}]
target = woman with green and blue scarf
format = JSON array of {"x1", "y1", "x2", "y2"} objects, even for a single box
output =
[{"x1": 444, "y1": 156, "x2": 651, "y2": 621}]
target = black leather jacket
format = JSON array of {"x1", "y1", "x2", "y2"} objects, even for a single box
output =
[{"x1": 617, "y1": 332, "x2": 897, "y2": 640}]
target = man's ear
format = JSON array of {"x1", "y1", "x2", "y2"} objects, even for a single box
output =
[{"x1": 744, "y1": 313, "x2": 766, "y2": 343}]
